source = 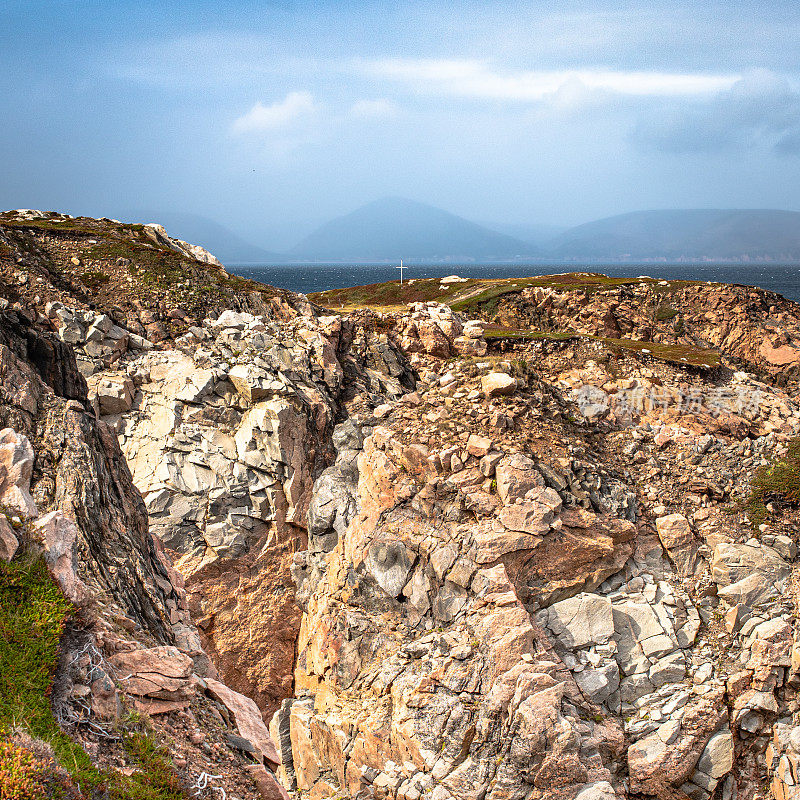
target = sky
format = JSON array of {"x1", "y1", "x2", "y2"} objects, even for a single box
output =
[{"x1": 3, "y1": 0, "x2": 800, "y2": 250}]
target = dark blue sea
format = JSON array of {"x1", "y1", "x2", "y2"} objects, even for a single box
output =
[{"x1": 227, "y1": 262, "x2": 800, "y2": 304}]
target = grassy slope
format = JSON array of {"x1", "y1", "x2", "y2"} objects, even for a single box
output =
[
  {"x1": 309, "y1": 272, "x2": 668, "y2": 311},
  {"x1": 0, "y1": 553, "x2": 185, "y2": 799},
  {"x1": 309, "y1": 272, "x2": 719, "y2": 368},
  {"x1": 745, "y1": 436, "x2": 800, "y2": 527},
  {"x1": 0, "y1": 212, "x2": 290, "y2": 322}
]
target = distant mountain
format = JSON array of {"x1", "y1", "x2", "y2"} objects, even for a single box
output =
[
  {"x1": 548, "y1": 209, "x2": 800, "y2": 260},
  {"x1": 121, "y1": 210, "x2": 285, "y2": 264},
  {"x1": 482, "y1": 222, "x2": 568, "y2": 247},
  {"x1": 291, "y1": 197, "x2": 537, "y2": 261}
]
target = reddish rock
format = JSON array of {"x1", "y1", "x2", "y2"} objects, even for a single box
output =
[
  {"x1": 466, "y1": 433, "x2": 493, "y2": 457},
  {"x1": 628, "y1": 687, "x2": 728, "y2": 796},
  {"x1": 145, "y1": 321, "x2": 169, "y2": 343},
  {"x1": 416, "y1": 320, "x2": 452, "y2": 358},
  {"x1": 184, "y1": 541, "x2": 301, "y2": 721},
  {"x1": 495, "y1": 453, "x2": 543, "y2": 504},
  {"x1": 87, "y1": 374, "x2": 135, "y2": 414},
  {"x1": 33, "y1": 511, "x2": 89, "y2": 603},
  {"x1": 0, "y1": 428, "x2": 37, "y2": 517},
  {"x1": 106, "y1": 646, "x2": 193, "y2": 710},
  {"x1": 655, "y1": 513, "x2": 697, "y2": 576},
  {"x1": 90, "y1": 670, "x2": 121, "y2": 720},
  {"x1": 0, "y1": 516, "x2": 19, "y2": 561},
  {"x1": 760, "y1": 339, "x2": 800, "y2": 366},
  {"x1": 205, "y1": 677, "x2": 281, "y2": 767},
  {"x1": 482, "y1": 372, "x2": 517, "y2": 397},
  {"x1": 245, "y1": 765, "x2": 291, "y2": 800}
]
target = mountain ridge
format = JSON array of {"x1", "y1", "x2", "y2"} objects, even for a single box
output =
[
  {"x1": 291, "y1": 196, "x2": 538, "y2": 261},
  {"x1": 291, "y1": 203, "x2": 800, "y2": 262},
  {"x1": 545, "y1": 208, "x2": 800, "y2": 260}
]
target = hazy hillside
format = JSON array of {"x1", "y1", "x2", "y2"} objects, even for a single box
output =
[
  {"x1": 291, "y1": 197, "x2": 537, "y2": 261},
  {"x1": 123, "y1": 210, "x2": 286, "y2": 263},
  {"x1": 548, "y1": 209, "x2": 800, "y2": 260},
  {"x1": 482, "y1": 221, "x2": 569, "y2": 246}
]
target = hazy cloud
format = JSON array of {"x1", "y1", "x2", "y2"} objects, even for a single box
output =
[
  {"x1": 6, "y1": 0, "x2": 800, "y2": 245},
  {"x1": 231, "y1": 92, "x2": 317, "y2": 135},
  {"x1": 631, "y1": 70, "x2": 800, "y2": 154},
  {"x1": 357, "y1": 58, "x2": 740, "y2": 101}
]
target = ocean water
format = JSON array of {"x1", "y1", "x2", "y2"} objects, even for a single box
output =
[{"x1": 228, "y1": 262, "x2": 800, "y2": 304}]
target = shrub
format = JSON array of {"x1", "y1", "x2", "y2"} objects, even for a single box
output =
[
  {"x1": 0, "y1": 556, "x2": 187, "y2": 799},
  {"x1": 0, "y1": 738, "x2": 48, "y2": 800},
  {"x1": 80, "y1": 271, "x2": 110, "y2": 290},
  {"x1": 655, "y1": 304, "x2": 679, "y2": 322},
  {"x1": 745, "y1": 436, "x2": 800, "y2": 526},
  {"x1": 0, "y1": 556, "x2": 73, "y2": 743},
  {"x1": 109, "y1": 732, "x2": 184, "y2": 800}
]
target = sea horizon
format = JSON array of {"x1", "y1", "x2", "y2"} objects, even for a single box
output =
[{"x1": 228, "y1": 261, "x2": 800, "y2": 304}]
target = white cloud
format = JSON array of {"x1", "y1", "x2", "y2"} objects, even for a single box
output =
[
  {"x1": 231, "y1": 92, "x2": 317, "y2": 135},
  {"x1": 349, "y1": 98, "x2": 399, "y2": 119},
  {"x1": 358, "y1": 58, "x2": 740, "y2": 101},
  {"x1": 631, "y1": 69, "x2": 800, "y2": 155}
]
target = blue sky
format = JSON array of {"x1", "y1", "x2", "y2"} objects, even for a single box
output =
[{"x1": 3, "y1": 0, "x2": 800, "y2": 249}]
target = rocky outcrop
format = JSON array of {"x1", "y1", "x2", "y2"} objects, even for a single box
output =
[
  {"x1": 59, "y1": 276, "x2": 800, "y2": 800},
  {"x1": 0, "y1": 209, "x2": 322, "y2": 362},
  {"x1": 396, "y1": 301, "x2": 487, "y2": 359},
  {"x1": 281, "y1": 355, "x2": 646, "y2": 799},
  {"x1": 273, "y1": 318, "x2": 800, "y2": 800},
  {"x1": 9, "y1": 212, "x2": 800, "y2": 800},
  {"x1": 0, "y1": 304, "x2": 301, "y2": 798},
  {"x1": 84, "y1": 304, "x2": 414, "y2": 717},
  {"x1": 488, "y1": 279, "x2": 800, "y2": 376},
  {"x1": 0, "y1": 307, "x2": 184, "y2": 640}
]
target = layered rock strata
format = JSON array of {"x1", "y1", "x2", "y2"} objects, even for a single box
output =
[{"x1": 0, "y1": 307, "x2": 289, "y2": 798}]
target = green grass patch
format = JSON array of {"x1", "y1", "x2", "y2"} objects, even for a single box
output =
[
  {"x1": 745, "y1": 436, "x2": 800, "y2": 527},
  {"x1": 448, "y1": 274, "x2": 664, "y2": 315},
  {"x1": 85, "y1": 240, "x2": 274, "y2": 300},
  {"x1": 0, "y1": 217, "x2": 148, "y2": 238},
  {"x1": 649, "y1": 279, "x2": 701, "y2": 295},
  {"x1": 218, "y1": 273, "x2": 275, "y2": 294},
  {"x1": 483, "y1": 326, "x2": 577, "y2": 342},
  {"x1": 0, "y1": 555, "x2": 187, "y2": 799},
  {"x1": 80, "y1": 271, "x2": 110, "y2": 291},
  {"x1": 308, "y1": 272, "x2": 701, "y2": 314},
  {"x1": 655, "y1": 304, "x2": 680, "y2": 322},
  {"x1": 0, "y1": 219, "x2": 99, "y2": 236},
  {"x1": 480, "y1": 324, "x2": 719, "y2": 367},
  {"x1": 85, "y1": 241, "x2": 190, "y2": 288},
  {"x1": 0, "y1": 556, "x2": 74, "y2": 744},
  {"x1": 600, "y1": 337, "x2": 720, "y2": 368},
  {"x1": 109, "y1": 731, "x2": 185, "y2": 800},
  {"x1": 309, "y1": 276, "x2": 483, "y2": 308}
]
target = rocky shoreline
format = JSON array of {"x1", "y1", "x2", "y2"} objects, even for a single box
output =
[{"x1": 2, "y1": 210, "x2": 800, "y2": 800}]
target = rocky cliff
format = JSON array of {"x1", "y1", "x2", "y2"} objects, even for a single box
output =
[
  {"x1": 0, "y1": 304, "x2": 292, "y2": 798},
  {"x1": 4, "y1": 211, "x2": 800, "y2": 800}
]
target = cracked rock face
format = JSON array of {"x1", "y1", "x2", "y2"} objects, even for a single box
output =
[
  {"x1": 265, "y1": 305, "x2": 800, "y2": 800},
  {"x1": 0, "y1": 308, "x2": 186, "y2": 642},
  {"x1": 283, "y1": 422, "x2": 635, "y2": 799},
  {"x1": 89, "y1": 303, "x2": 414, "y2": 717}
]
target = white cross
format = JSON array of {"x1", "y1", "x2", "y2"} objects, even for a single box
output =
[{"x1": 396, "y1": 259, "x2": 404, "y2": 286}]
